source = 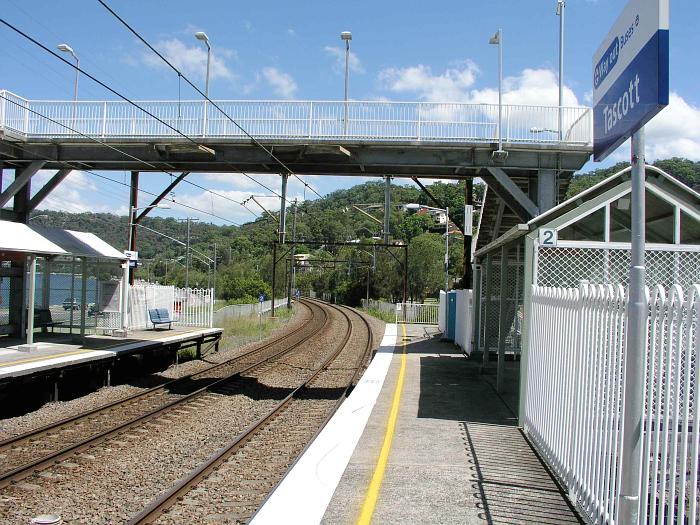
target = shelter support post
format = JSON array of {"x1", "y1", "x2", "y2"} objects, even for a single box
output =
[
  {"x1": 537, "y1": 169, "x2": 557, "y2": 214},
  {"x1": 403, "y1": 244, "x2": 408, "y2": 303},
  {"x1": 472, "y1": 264, "x2": 482, "y2": 351},
  {"x1": 41, "y1": 257, "x2": 50, "y2": 310},
  {"x1": 25, "y1": 255, "x2": 37, "y2": 346},
  {"x1": 482, "y1": 252, "x2": 493, "y2": 367},
  {"x1": 496, "y1": 243, "x2": 510, "y2": 392},
  {"x1": 80, "y1": 259, "x2": 87, "y2": 338},
  {"x1": 70, "y1": 257, "x2": 76, "y2": 334}
]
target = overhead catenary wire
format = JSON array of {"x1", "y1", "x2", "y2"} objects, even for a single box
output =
[
  {"x1": 0, "y1": 17, "x2": 295, "y2": 208},
  {"x1": 95, "y1": 0, "x2": 324, "y2": 200}
]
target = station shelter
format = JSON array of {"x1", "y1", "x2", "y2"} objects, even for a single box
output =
[
  {"x1": 0, "y1": 220, "x2": 126, "y2": 346},
  {"x1": 471, "y1": 165, "x2": 700, "y2": 411}
]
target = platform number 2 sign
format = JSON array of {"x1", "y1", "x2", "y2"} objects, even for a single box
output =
[{"x1": 539, "y1": 228, "x2": 558, "y2": 247}]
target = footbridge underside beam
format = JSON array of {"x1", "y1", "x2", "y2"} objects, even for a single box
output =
[{"x1": 0, "y1": 140, "x2": 591, "y2": 178}]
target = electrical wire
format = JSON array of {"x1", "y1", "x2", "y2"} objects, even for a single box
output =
[
  {"x1": 0, "y1": 15, "x2": 309, "y2": 211},
  {"x1": 95, "y1": 0, "x2": 324, "y2": 199}
]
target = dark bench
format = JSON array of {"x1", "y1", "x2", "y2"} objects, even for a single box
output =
[
  {"x1": 34, "y1": 308, "x2": 64, "y2": 332},
  {"x1": 148, "y1": 308, "x2": 173, "y2": 330}
]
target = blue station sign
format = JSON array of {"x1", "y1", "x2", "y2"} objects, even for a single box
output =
[{"x1": 592, "y1": 0, "x2": 669, "y2": 161}]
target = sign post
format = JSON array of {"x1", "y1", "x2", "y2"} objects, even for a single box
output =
[{"x1": 593, "y1": 1, "x2": 668, "y2": 523}]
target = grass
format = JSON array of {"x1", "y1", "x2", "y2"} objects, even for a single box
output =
[
  {"x1": 360, "y1": 307, "x2": 395, "y2": 324},
  {"x1": 216, "y1": 306, "x2": 294, "y2": 349}
]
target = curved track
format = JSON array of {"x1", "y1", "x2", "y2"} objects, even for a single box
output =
[
  {"x1": 0, "y1": 299, "x2": 327, "y2": 489},
  {"x1": 129, "y1": 300, "x2": 374, "y2": 525}
]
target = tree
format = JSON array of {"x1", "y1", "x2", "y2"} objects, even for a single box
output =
[
  {"x1": 395, "y1": 213, "x2": 435, "y2": 242},
  {"x1": 407, "y1": 233, "x2": 444, "y2": 301}
]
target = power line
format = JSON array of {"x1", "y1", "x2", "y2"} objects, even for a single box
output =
[
  {"x1": 0, "y1": 15, "x2": 310, "y2": 213},
  {"x1": 95, "y1": 0, "x2": 323, "y2": 199}
]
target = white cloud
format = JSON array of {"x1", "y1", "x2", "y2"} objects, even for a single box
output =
[
  {"x1": 378, "y1": 64, "x2": 580, "y2": 107},
  {"x1": 609, "y1": 92, "x2": 700, "y2": 162},
  {"x1": 260, "y1": 67, "x2": 298, "y2": 99},
  {"x1": 143, "y1": 38, "x2": 235, "y2": 82},
  {"x1": 324, "y1": 46, "x2": 365, "y2": 74},
  {"x1": 287, "y1": 28, "x2": 296, "y2": 37},
  {"x1": 32, "y1": 171, "x2": 128, "y2": 215},
  {"x1": 379, "y1": 61, "x2": 479, "y2": 102}
]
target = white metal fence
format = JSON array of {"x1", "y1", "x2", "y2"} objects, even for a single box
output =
[
  {"x1": 213, "y1": 297, "x2": 288, "y2": 324},
  {"x1": 396, "y1": 302, "x2": 439, "y2": 325},
  {"x1": 129, "y1": 284, "x2": 213, "y2": 330},
  {"x1": 361, "y1": 298, "x2": 395, "y2": 317},
  {"x1": 0, "y1": 90, "x2": 592, "y2": 145},
  {"x1": 524, "y1": 283, "x2": 699, "y2": 524}
]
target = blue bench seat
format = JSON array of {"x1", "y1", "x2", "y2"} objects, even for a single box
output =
[{"x1": 148, "y1": 308, "x2": 173, "y2": 330}]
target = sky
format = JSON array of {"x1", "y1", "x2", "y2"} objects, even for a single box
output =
[{"x1": 1, "y1": 0, "x2": 698, "y2": 226}]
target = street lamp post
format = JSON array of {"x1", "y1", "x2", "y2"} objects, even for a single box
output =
[
  {"x1": 556, "y1": 1, "x2": 566, "y2": 141},
  {"x1": 488, "y1": 29, "x2": 504, "y2": 156},
  {"x1": 195, "y1": 31, "x2": 211, "y2": 137},
  {"x1": 341, "y1": 31, "x2": 352, "y2": 135},
  {"x1": 57, "y1": 43, "x2": 79, "y2": 102}
]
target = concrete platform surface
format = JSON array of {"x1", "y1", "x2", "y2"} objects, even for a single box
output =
[
  {"x1": 322, "y1": 323, "x2": 582, "y2": 525},
  {"x1": 0, "y1": 327, "x2": 222, "y2": 379}
]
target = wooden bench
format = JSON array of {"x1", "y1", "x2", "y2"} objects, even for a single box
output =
[
  {"x1": 148, "y1": 308, "x2": 173, "y2": 330},
  {"x1": 34, "y1": 308, "x2": 65, "y2": 332}
]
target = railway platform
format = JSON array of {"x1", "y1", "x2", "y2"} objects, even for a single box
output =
[{"x1": 252, "y1": 323, "x2": 582, "y2": 524}]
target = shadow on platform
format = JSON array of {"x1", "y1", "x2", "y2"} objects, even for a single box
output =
[{"x1": 408, "y1": 334, "x2": 582, "y2": 524}]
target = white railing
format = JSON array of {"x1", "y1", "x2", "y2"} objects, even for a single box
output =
[
  {"x1": 0, "y1": 90, "x2": 592, "y2": 145},
  {"x1": 525, "y1": 283, "x2": 700, "y2": 524},
  {"x1": 129, "y1": 283, "x2": 213, "y2": 330},
  {"x1": 396, "y1": 302, "x2": 440, "y2": 325}
]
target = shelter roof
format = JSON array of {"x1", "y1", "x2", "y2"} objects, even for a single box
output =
[
  {"x1": 474, "y1": 165, "x2": 700, "y2": 258},
  {"x1": 0, "y1": 221, "x2": 125, "y2": 260}
]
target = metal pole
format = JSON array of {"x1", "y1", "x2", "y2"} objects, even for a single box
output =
[
  {"x1": 497, "y1": 244, "x2": 509, "y2": 392},
  {"x1": 287, "y1": 199, "x2": 297, "y2": 308},
  {"x1": 279, "y1": 174, "x2": 288, "y2": 244},
  {"x1": 185, "y1": 218, "x2": 191, "y2": 290},
  {"x1": 464, "y1": 179, "x2": 473, "y2": 289},
  {"x1": 344, "y1": 39, "x2": 350, "y2": 135},
  {"x1": 26, "y1": 255, "x2": 36, "y2": 346},
  {"x1": 204, "y1": 44, "x2": 210, "y2": 137},
  {"x1": 498, "y1": 29, "x2": 503, "y2": 152},
  {"x1": 403, "y1": 245, "x2": 408, "y2": 303},
  {"x1": 619, "y1": 128, "x2": 646, "y2": 524},
  {"x1": 73, "y1": 57, "x2": 79, "y2": 102},
  {"x1": 213, "y1": 243, "x2": 217, "y2": 298},
  {"x1": 483, "y1": 252, "x2": 493, "y2": 366},
  {"x1": 271, "y1": 242, "x2": 277, "y2": 315},
  {"x1": 121, "y1": 206, "x2": 133, "y2": 332},
  {"x1": 70, "y1": 256, "x2": 76, "y2": 334},
  {"x1": 383, "y1": 175, "x2": 391, "y2": 243},
  {"x1": 444, "y1": 206, "x2": 449, "y2": 292},
  {"x1": 557, "y1": 0, "x2": 565, "y2": 141},
  {"x1": 80, "y1": 259, "x2": 87, "y2": 337}
]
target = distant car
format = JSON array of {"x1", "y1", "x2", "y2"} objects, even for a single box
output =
[{"x1": 62, "y1": 298, "x2": 80, "y2": 310}]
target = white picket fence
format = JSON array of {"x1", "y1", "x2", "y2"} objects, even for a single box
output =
[
  {"x1": 524, "y1": 283, "x2": 699, "y2": 524},
  {"x1": 129, "y1": 284, "x2": 214, "y2": 329}
]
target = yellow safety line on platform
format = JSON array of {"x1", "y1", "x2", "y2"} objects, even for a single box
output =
[
  {"x1": 0, "y1": 349, "x2": 95, "y2": 368},
  {"x1": 356, "y1": 323, "x2": 407, "y2": 525}
]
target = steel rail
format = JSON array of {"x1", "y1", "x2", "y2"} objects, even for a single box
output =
[
  {"x1": 0, "y1": 300, "x2": 326, "y2": 489},
  {"x1": 128, "y1": 300, "x2": 374, "y2": 525}
]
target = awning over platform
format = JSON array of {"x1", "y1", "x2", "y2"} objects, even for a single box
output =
[
  {"x1": 0, "y1": 220, "x2": 125, "y2": 260},
  {"x1": 0, "y1": 221, "x2": 67, "y2": 255}
]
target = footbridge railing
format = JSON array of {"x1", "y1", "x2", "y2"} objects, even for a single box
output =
[{"x1": 0, "y1": 90, "x2": 592, "y2": 145}]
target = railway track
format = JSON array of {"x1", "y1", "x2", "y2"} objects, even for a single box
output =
[
  {"x1": 0, "y1": 299, "x2": 327, "y2": 490},
  {"x1": 129, "y1": 301, "x2": 374, "y2": 525}
]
